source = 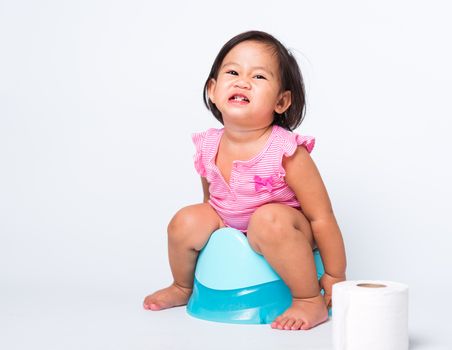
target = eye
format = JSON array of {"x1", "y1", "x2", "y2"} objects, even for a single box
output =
[
  {"x1": 226, "y1": 70, "x2": 238, "y2": 76},
  {"x1": 254, "y1": 74, "x2": 266, "y2": 80}
]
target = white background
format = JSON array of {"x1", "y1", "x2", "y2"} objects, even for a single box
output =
[{"x1": 1, "y1": 1, "x2": 451, "y2": 349}]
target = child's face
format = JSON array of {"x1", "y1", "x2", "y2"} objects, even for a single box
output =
[{"x1": 208, "y1": 40, "x2": 291, "y2": 130}]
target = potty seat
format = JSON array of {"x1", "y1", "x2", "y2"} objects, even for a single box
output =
[{"x1": 186, "y1": 227, "x2": 326, "y2": 324}]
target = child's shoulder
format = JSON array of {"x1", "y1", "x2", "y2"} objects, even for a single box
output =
[
  {"x1": 192, "y1": 127, "x2": 223, "y2": 140},
  {"x1": 272, "y1": 125, "x2": 315, "y2": 156},
  {"x1": 192, "y1": 128, "x2": 224, "y2": 156}
]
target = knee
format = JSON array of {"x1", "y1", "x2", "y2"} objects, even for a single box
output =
[
  {"x1": 247, "y1": 205, "x2": 290, "y2": 247},
  {"x1": 167, "y1": 207, "x2": 198, "y2": 244}
]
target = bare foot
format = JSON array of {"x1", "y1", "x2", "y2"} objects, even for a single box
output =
[
  {"x1": 143, "y1": 283, "x2": 192, "y2": 311},
  {"x1": 271, "y1": 295, "x2": 328, "y2": 330}
]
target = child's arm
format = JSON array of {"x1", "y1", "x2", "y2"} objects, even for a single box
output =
[
  {"x1": 201, "y1": 177, "x2": 210, "y2": 203},
  {"x1": 283, "y1": 146, "x2": 346, "y2": 307}
]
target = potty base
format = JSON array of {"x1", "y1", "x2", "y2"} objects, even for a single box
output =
[
  {"x1": 186, "y1": 228, "x2": 327, "y2": 324},
  {"x1": 187, "y1": 277, "x2": 292, "y2": 324}
]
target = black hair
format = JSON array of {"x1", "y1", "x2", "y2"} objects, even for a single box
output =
[{"x1": 203, "y1": 30, "x2": 306, "y2": 131}]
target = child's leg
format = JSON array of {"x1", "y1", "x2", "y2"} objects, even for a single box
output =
[
  {"x1": 247, "y1": 203, "x2": 328, "y2": 330},
  {"x1": 143, "y1": 203, "x2": 222, "y2": 311}
]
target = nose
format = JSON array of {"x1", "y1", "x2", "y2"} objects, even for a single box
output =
[{"x1": 234, "y1": 78, "x2": 251, "y2": 89}]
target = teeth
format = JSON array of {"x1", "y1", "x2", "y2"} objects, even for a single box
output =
[{"x1": 232, "y1": 95, "x2": 249, "y2": 102}]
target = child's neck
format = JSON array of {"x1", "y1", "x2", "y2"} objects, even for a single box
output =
[{"x1": 222, "y1": 124, "x2": 273, "y2": 145}]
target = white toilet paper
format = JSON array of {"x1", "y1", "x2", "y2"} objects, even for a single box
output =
[{"x1": 332, "y1": 280, "x2": 409, "y2": 350}]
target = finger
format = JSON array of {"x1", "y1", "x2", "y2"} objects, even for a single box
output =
[
  {"x1": 325, "y1": 296, "x2": 332, "y2": 308},
  {"x1": 323, "y1": 295, "x2": 331, "y2": 307}
]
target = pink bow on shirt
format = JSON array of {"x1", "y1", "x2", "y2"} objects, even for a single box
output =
[{"x1": 254, "y1": 175, "x2": 274, "y2": 193}]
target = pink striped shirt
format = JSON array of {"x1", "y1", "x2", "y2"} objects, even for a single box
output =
[{"x1": 192, "y1": 125, "x2": 315, "y2": 232}]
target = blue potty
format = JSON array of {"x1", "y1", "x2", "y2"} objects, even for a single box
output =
[{"x1": 187, "y1": 227, "x2": 325, "y2": 324}]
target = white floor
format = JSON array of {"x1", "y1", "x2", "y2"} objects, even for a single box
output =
[{"x1": 1, "y1": 281, "x2": 450, "y2": 350}]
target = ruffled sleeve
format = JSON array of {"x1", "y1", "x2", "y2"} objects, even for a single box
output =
[
  {"x1": 192, "y1": 131, "x2": 208, "y2": 177},
  {"x1": 281, "y1": 131, "x2": 316, "y2": 158}
]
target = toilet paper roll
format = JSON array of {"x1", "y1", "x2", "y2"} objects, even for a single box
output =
[{"x1": 332, "y1": 280, "x2": 409, "y2": 350}]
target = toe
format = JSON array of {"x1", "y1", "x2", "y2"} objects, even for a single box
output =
[
  {"x1": 271, "y1": 320, "x2": 284, "y2": 330},
  {"x1": 149, "y1": 303, "x2": 163, "y2": 311},
  {"x1": 277, "y1": 317, "x2": 289, "y2": 330},
  {"x1": 292, "y1": 319, "x2": 303, "y2": 330},
  {"x1": 300, "y1": 321, "x2": 312, "y2": 330},
  {"x1": 274, "y1": 315, "x2": 284, "y2": 324},
  {"x1": 271, "y1": 315, "x2": 284, "y2": 329},
  {"x1": 143, "y1": 299, "x2": 152, "y2": 310},
  {"x1": 143, "y1": 297, "x2": 164, "y2": 311},
  {"x1": 284, "y1": 319, "x2": 296, "y2": 330}
]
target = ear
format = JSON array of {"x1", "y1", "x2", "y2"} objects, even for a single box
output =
[
  {"x1": 207, "y1": 78, "x2": 217, "y2": 104},
  {"x1": 274, "y1": 90, "x2": 292, "y2": 114}
]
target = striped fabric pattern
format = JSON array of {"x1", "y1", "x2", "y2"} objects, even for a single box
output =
[{"x1": 192, "y1": 125, "x2": 315, "y2": 232}]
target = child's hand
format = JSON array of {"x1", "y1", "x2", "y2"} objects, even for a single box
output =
[{"x1": 319, "y1": 273, "x2": 345, "y2": 309}]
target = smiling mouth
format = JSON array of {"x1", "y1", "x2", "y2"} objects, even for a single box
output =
[{"x1": 229, "y1": 94, "x2": 250, "y2": 103}]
